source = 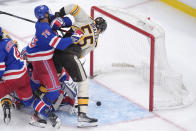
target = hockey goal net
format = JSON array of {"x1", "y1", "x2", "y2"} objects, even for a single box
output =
[{"x1": 90, "y1": 6, "x2": 194, "y2": 111}]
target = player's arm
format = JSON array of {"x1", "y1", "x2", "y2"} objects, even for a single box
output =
[
  {"x1": 0, "y1": 41, "x2": 15, "y2": 78},
  {"x1": 0, "y1": 54, "x2": 6, "y2": 79},
  {"x1": 46, "y1": 30, "x2": 73, "y2": 50},
  {"x1": 51, "y1": 13, "x2": 73, "y2": 28},
  {"x1": 50, "y1": 17, "x2": 72, "y2": 31},
  {"x1": 58, "y1": 4, "x2": 92, "y2": 26},
  {"x1": 41, "y1": 25, "x2": 83, "y2": 50}
]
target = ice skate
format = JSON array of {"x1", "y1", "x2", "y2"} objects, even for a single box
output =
[
  {"x1": 48, "y1": 112, "x2": 61, "y2": 128},
  {"x1": 77, "y1": 112, "x2": 98, "y2": 128},
  {"x1": 29, "y1": 112, "x2": 47, "y2": 128}
]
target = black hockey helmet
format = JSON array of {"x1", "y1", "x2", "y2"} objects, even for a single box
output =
[{"x1": 95, "y1": 17, "x2": 107, "y2": 33}]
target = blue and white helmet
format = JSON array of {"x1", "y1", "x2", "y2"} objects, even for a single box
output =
[{"x1": 34, "y1": 5, "x2": 50, "y2": 20}]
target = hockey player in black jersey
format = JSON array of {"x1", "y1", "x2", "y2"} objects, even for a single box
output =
[{"x1": 52, "y1": 4, "x2": 107, "y2": 127}]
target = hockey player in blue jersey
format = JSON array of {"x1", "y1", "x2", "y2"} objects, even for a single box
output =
[
  {"x1": 0, "y1": 27, "x2": 35, "y2": 124},
  {"x1": 25, "y1": 5, "x2": 84, "y2": 128}
]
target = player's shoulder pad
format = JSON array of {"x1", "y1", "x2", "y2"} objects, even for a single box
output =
[
  {"x1": 35, "y1": 22, "x2": 54, "y2": 36},
  {"x1": 49, "y1": 14, "x2": 55, "y2": 21},
  {"x1": 35, "y1": 22, "x2": 52, "y2": 31}
]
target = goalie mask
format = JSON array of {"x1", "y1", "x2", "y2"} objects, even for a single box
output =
[{"x1": 95, "y1": 17, "x2": 107, "y2": 33}]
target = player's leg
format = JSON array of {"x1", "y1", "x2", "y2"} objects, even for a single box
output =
[
  {"x1": 0, "y1": 79, "x2": 20, "y2": 124},
  {"x1": 0, "y1": 79, "x2": 17, "y2": 124},
  {"x1": 0, "y1": 94, "x2": 12, "y2": 124},
  {"x1": 53, "y1": 52, "x2": 97, "y2": 127},
  {"x1": 53, "y1": 68, "x2": 78, "y2": 115},
  {"x1": 11, "y1": 71, "x2": 47, "y2": 127},
  {"x1": 31, "y1": 60, "x2": 61, "y2": 128},
  {"x1": 0, "y1": 81, "x2": 14, "y2": 98},
  {"x1": 0, "y1": 72, "x2": 34, "y2": 124},
  {"x1": 14, "y1": 72, "x2": 34, "y2": 106}
]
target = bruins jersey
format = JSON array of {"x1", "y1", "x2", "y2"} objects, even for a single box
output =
[
  {"x1": 72, "y1": 23, "x2": 99, "y2": 58},
  {"x1": 63, "y1": 4, "x2": 99, "y2": 58}
]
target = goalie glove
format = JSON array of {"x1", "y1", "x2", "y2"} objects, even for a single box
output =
[{"x1": 71, "y1": 29, "x2": 84, "y2": 44}]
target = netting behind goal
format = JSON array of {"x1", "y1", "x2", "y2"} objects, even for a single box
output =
[{"x1": 90, "y1": 6, "x2": 194, "y2": 111}]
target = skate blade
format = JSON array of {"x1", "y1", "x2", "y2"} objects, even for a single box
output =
[
  {"x1": 4, "y1": 108, "x2": 11, "y2": 124},
  {"x1": 77, "y1": 121, "x2": 98, "y2": 128},
  {"x1": 4, "y1": 117, "x2": 11, "y2": 124},
  {"x1": 52, "y1": 118, "x2": 61, "y2": 129},
  {"x1": 29, "y1": 120, "x2": 46, "y2": 128}
]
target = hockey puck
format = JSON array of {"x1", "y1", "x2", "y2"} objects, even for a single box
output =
[{"x1": 96, "y1": 101, "x2": 101, "y2": 106}]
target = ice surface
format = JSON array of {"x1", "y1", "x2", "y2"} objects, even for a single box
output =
[{"x1": 0, "y1": 0, "x2": 196, "y2": 131}]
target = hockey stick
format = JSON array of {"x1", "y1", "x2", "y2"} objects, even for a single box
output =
[
  {"x1": 53, "y1": 93, "x2": 64, "y2": 110},
  {"x1": 0, "y1": 11, "x2": 36, "y2": 23}
]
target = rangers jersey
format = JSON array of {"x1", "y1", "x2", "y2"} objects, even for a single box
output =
[
  {"x1": 0, "y1": 38, "x2": 26, "y2": 80},
  {"x1": 26, "y1": 19, "x2": 73, "y2": 61}
]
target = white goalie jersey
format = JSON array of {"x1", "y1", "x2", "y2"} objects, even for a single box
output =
[{"x1": 63, "y1": 4, "x2": 99, "y2": 58}]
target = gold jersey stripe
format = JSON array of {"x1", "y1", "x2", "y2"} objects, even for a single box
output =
[
  {"x1": 78, "y1": 98, "x2": 89, "y2": 105},
  {"x1": 70, "y1": 5, "x2": 80, "y2": 16}
]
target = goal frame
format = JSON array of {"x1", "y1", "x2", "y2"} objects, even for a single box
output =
[{"x1": 90, "y1": 6, "x2": 155, "y2": 112}]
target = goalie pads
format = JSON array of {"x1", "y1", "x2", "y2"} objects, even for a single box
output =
[
  {"x1": 58, "y1": 68, "x2": 78, "y2": 99},
  {"x1": 52, "y1": 68, "x2": 78, "y2": 111},
  {"x1": 61, "y1": 76, "x2": 78, "y2": 99}
]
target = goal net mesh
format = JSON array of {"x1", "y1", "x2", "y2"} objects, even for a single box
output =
[{"x1": 90, "y1": 6, "x2": 194, "y2": 111}]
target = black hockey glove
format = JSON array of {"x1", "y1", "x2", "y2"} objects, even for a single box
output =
[
  {"x1": 55, "y1": 7, "x2": 66, "y2": 18},
  {"x1": 59, "y1": 7, "x2": 66, "y2": 16},
  {"x1": 54, "y1": 12, "x2": 61, "y2": 18}
]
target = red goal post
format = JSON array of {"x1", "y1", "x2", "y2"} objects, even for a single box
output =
[{"x1": 90, "y1": 6, "x2": 155, "y2": 111}]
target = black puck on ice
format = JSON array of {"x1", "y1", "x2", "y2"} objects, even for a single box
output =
[{"x1": 96, "y1": 101, "x2": 101, "y2": 106}]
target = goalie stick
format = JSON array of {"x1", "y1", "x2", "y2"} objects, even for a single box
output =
[{"x1": 52, "y1": 93, "x2": 64, "y2": 111}]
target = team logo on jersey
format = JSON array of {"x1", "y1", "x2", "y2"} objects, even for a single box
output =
[
  {"x1": 13, "y1": 46, "x2": 23, "y2": 60},
  {"x1": 5, "y1": 40, "x2": 15, "y2": 52},
  {"x1": 29, "y1": 37, "x2": 38, "y2": 48}
]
